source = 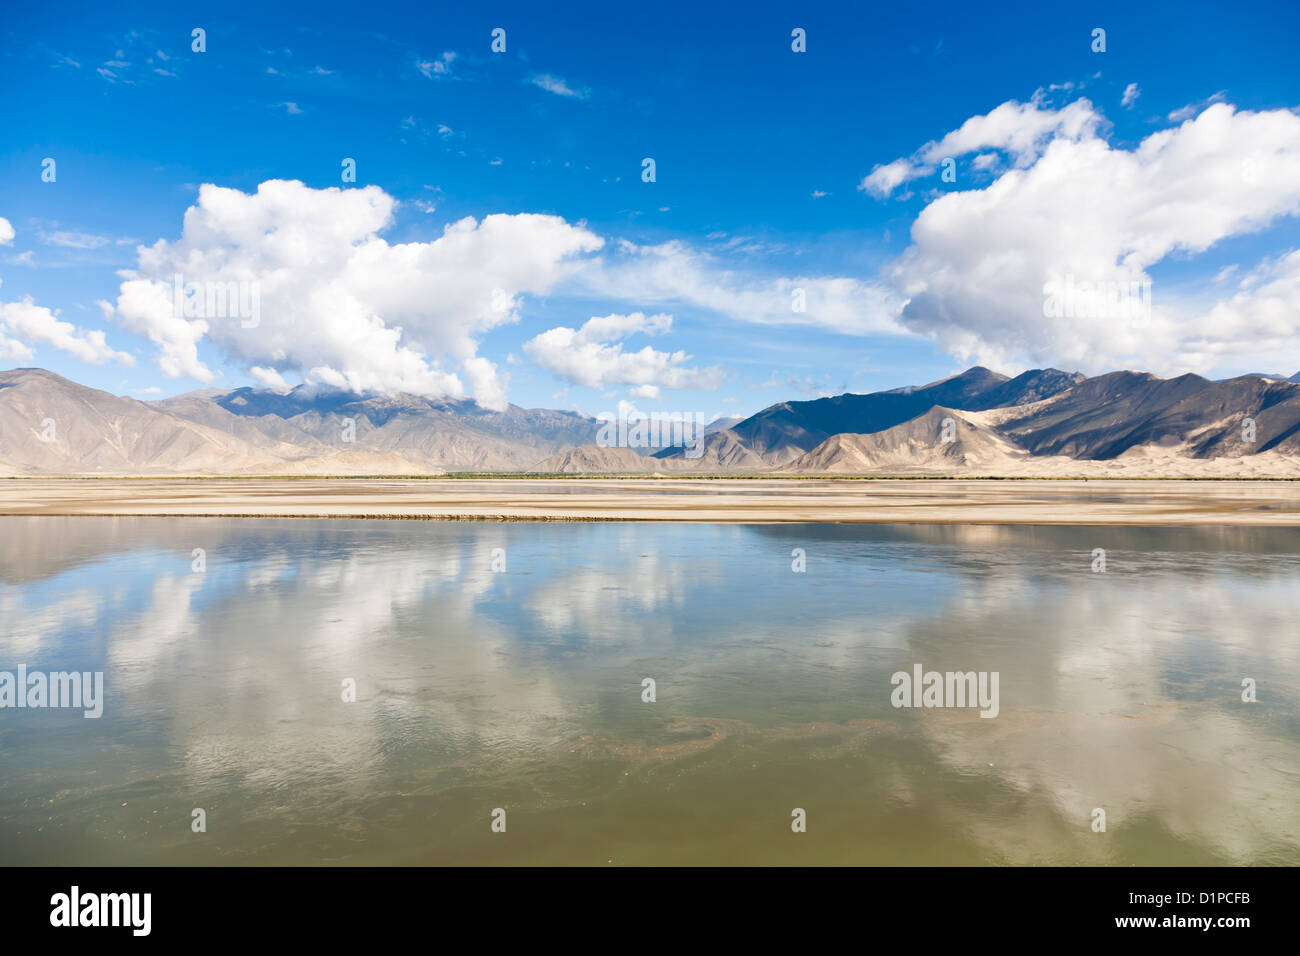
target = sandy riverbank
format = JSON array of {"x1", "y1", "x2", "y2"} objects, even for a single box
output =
[{"x1": 2, "y1": 477, "x2": 1300, "y2": 525}]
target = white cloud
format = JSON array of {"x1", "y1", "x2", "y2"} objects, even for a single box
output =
[
  {"x1": 859, "y1": 158, "x2": 915, "y2": 199},
  {"x1": 462, "y1": 356, "x2": 508, "y2": 411},
  {"x1": 248, "y1": 366, "x2": 290, "y2": 392},
  {"x1": 524, "y1": 312, "x2": 722, "y2": 393},
  {"x1": 1169, "y1": 91, "x2": 1226, "y2": 123},
  {"x1": 884, "y1": 100, "x2": 1300, "y2": 374},
  {"x1": 0, "y1": 281, "x2": 134, "y2": 366},
  {"x1": 0, "y1": 218, "x2": 13, "y2": 246},
  {"x1": 101, "y1": 179, "x2": 603, "y2": 403},
  {"x1": 41, "y1": 229, "x2": 110, "y2": 249},
  {"x1": 100, "y1": 276, "x2": 209, "y2": 380},
  {"x1": 0, "y1": 330, "x2": 32, "y2": 362},
  {"x1": 861, "y1": 95, "x2": 1102, "y2": 198},
  {"x1": 416, "y1": 52, "x2": 456, "y2": 78},
  {"x1": 1121, "y1": 83, "x2": 1140, "y2": 109},
  {"x1": 1180, "y1": 249, "x2": 1300, "y2": 370},
  {"x1": 528, "y1": 73, "x2": 588, "y2": 100},
  {"x1": 579, "y1": 239, "x2": 903, "y2": 336}
]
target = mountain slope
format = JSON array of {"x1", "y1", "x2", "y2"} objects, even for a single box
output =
[
  {"x1": 532, "y1": 444, "x2": 656, "y2": 473},
  {"x1": 157, "y1": 383, "x2": 603, "y2": 471},
  {"x1": 0, "y1": 370, "x2": 599, "y2": 474},
  {"x1": 0, "y1": 369, "x2": 285, "y2": 474},
  {"x1": 9, "y1": 365, "x2": 1300, "y2": 477},
  {"x1": 994, "y1": 372, "x2": 1300, "y2": 459},
  {"x1": 658, "y1": 367, "x2": 1079, "y2": 466},
  {"x1": 783, "y1": 406, "x2": 1028, "y2": 473}
]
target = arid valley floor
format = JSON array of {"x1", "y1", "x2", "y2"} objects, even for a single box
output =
[{"x1": 3, "y1": 477, "x2": 1300, "y2": 525}]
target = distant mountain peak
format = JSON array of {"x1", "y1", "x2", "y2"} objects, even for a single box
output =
[{"x1": 0, "y1": 367, "x2": 601, "y2": 474}]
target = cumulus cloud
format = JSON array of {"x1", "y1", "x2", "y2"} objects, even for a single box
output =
[
  {"x1": 0, "y1": 329, "x2": 31, "y2": 362},
  {"x1": 82, "y1": 94, "x2": 1300, "y2": 403},
  {"x1": 1180, "y1": 249, "x2": 1300, "y2": 370},
  {"x1": 248, "y1": 365, "x2": 290, "y2": 392},
  {"x1": 100, "y1": 179, "x2": 603, "y2": 403},
  {"x1": 0, "y1": 217, "x2": 13, "y2": 246},
  {"x1": 858, "y1": 158, "x2": 914, "y2": 199},
  {"x1": 883, "y1": 100, "x2": 1300, "y2": 374},
  {"x1": 462, "y1": 356, "x2": 508, "y2": 411},
  {"x1": 68, "y1": 181, "x2": 911, "y2": 394},
  {"x1": 0, "y1": 281, "x2": 134, "y2": 366},
  {"x1": 860, "y1": 94, "x2": 1102, "y2": 198},
  {"x1": 524, "y1": 312, "x2": 723, "y2": 394}
]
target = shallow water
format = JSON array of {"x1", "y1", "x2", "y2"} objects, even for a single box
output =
[{"x1": 1, "y1": 518, "x2": 1297, "y2": 865}]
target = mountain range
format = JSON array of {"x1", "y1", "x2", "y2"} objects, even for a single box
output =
[
  {"x1": 4, "y1": 365, "x2": 1300, "y2": 476},
  {"x1": 0, "y1": 368, "x2": 599, "y2": 475}
]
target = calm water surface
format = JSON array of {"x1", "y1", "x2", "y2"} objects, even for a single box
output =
[{"x1": 1, "y1": 518, "x2": 1297, "y2": 865}]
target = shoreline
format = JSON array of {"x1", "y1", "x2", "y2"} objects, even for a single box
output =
[
  {"x1": 4, "y1": 477, "x2": 1300, "y2": 525},
  {"x1": 5, "y1": 473, "x2": 1300, "y2": 481}
]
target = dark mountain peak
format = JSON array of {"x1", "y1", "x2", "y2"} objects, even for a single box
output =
[
  {"x1": 952, "y1": 365, "x2": 1004, "y2": 382},
  {"x1": 1220, "y1": 372, "x2": 1294, "y2": 382},
  {"x1": 1004, "y1": 367, "x2": 1082, "y2": 383},
  {"x1": 1096, "y1": 369, "x2": 1160, "y2": 382},
  {"x1": 893, "y1": 366, "x2": 1007, "y2": 394},
  {"x1": 1166, "y1": 372, "x2": 1211, "y2": 386},
  {"x1": 964, "y1": 367, "x2": 1085, "y2": 410},
  {"x1": 712, "y1": 364, "x2": 1065, "y2": 462},
  {"x1": 941, "y1": 365, "x2": 1003, "y2": 382}
]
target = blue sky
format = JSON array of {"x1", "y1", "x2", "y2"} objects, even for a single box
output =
[{"x1": 2, "y1": 0, "x2": 1300, "y2": 419}]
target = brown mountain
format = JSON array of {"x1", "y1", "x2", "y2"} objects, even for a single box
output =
[
  {"x1": 0, "y1": 369, "x2": 599, "y2": 474},
  {"x1": 531, "y1": 445, "x2": 657, "y2": 473},
  {"x1": 158, "y1": 383, "x2": 603, "y2": 471},
  {"x1": 7, "y1": 364, "x2": 1300, "y2": 477},
  {"x1": 783, "y1": 407, "x2": 1026, "y2": 473},
  {"x1": 0, "y1": 368, "x2": 295, "y2": 475}
]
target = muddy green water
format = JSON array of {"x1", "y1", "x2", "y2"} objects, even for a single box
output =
[{"x1": 1, "y1": 518, "x2": 1297, "y2": 865}]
